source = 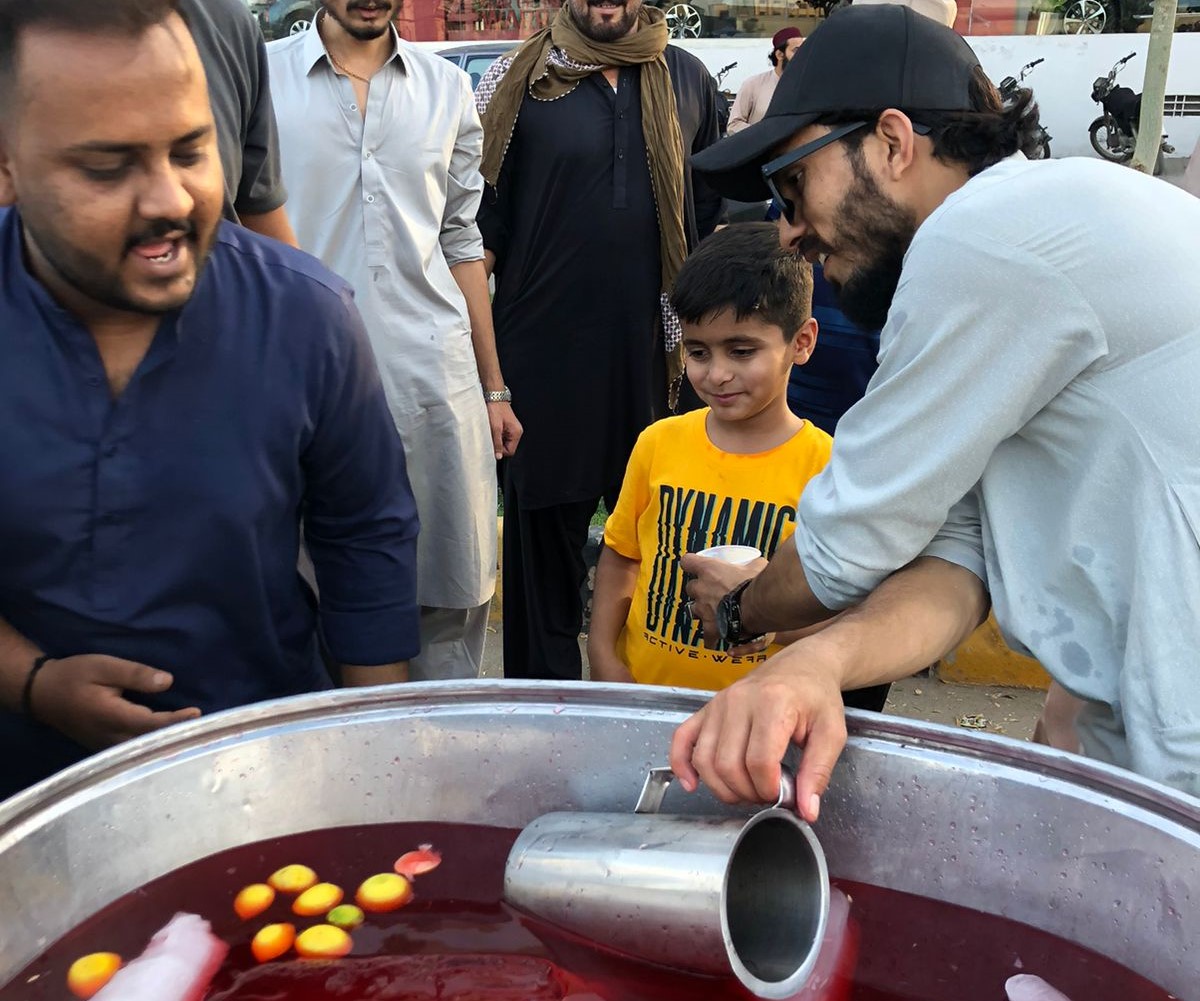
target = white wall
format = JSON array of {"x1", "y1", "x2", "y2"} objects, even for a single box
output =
[
  {"x1": 680, "y1": 33, "x2": 1200, "y2": 159},
  {"x1": 424, "y1": 32, "x2": 1200, "y2": 161}
]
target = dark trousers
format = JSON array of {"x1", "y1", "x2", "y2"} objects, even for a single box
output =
[{"x1": 502, "y1": 473, "x2": 619, "y2": 682}]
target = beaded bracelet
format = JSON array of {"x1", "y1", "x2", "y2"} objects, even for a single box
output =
[{"x1": 21, "y1": 654, "x2": 52, "y2": 718}]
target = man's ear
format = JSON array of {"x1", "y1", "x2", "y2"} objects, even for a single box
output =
[
  {"x1": 791, "y1": 316, "x2": 818, "y2": 366},
  {"x1": 874, "y1": 108, "x2": 920, "y2": 183}
]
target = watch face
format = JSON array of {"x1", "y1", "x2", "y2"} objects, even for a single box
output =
[{"x1": 715, "y1": 593, "x2": 734, "y2": 644}]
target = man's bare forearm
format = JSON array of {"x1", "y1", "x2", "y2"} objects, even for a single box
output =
[
  {"x1": 799, "y1": 557, "x2": 989, "y2": 691},
  {"x1": 739, "y1": 542, "x2": 837, "y2": 636},
  {"x1": 450, "y1": 259, "x2": 504, "y2": 391},
  {"x1": 668, "y1": 557, "x2": 989, "y2": 816}
]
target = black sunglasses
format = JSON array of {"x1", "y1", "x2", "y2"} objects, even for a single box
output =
[{"x1": 762, "y1": 119, "x2": 932, "y2": 224}]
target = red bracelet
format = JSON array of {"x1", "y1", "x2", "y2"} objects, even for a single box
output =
[{"x1": 21, "y1": 654, "x2": 52, "y2": 718}]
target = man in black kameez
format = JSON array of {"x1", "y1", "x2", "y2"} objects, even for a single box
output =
[{"x1": 477, "y1": 0, "x2": 722, "y2": 681}]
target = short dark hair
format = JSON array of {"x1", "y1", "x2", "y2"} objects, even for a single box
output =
[
  {"x1": 0, "y1": 0, "x2": 182, "y2": 122},
  {"x1": 671, "y1": 222, "x2": 813, "y2": 339},
  {"x1": 816, "y1": 65, "x2": 1045, "y2": 177}
]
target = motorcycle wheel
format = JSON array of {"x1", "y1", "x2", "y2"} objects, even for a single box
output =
[
  {"x1": 1029, "y1": 133, "x2": 1052, "y2": 160},
  {"x1": 1088, "y1": 116, "x2": 1131, "y2": 163}
]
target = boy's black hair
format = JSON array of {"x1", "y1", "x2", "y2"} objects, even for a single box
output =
[
  {"x1": 0, "y1": 0, "x2": 183, "y2": 125},
  {"x1": 670, "y1": 222, "x2": 813, "y2": 339}
]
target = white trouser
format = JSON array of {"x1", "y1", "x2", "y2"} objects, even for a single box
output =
[{"x1": 409, "y1": 602, "x2": 490, "y2": 681}]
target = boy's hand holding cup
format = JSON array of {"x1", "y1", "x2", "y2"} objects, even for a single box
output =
[{"x1": 681, "y1": 546, "x2": 769, "y2": 651}]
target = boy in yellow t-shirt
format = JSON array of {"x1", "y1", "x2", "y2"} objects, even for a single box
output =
[{"x1": 589, "y1": 223, "x2": 832, "y2": 692}]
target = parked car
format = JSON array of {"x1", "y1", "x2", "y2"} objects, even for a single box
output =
[
  {"x1": 249, "y1": 0, "x2": 318, "y2": 40},
  {"x1": 437, "y1": 41, "x2": 514, "y2": 90},
  {"x1": 1060, "y1": 0, "x2": 1200, "y2": 33},
  {"x1": 646, "y1": 0, "x2": 835, "y2": 39},
  {"x1": 648, "y1": 0, "x2": 739, "y2": 38}
]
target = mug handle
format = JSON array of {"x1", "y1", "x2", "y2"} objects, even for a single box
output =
[{"x1": 633, "y1": 764, "x2": 797, "y2": 814}]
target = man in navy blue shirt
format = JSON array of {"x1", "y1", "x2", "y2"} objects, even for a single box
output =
[{"x1": 0, "y1": 0, "x2": 420, "y2": 798}]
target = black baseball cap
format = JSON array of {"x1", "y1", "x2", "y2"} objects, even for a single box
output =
[{"x1": 692, "y1": 4, "x2": 981, "y2": 203}]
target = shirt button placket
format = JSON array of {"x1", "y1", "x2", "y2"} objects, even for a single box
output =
[
  {"x1": 363, "y1": 129, "x2": 383, "y2": 263},
  {"x1": 92, "y1": 391, "x2": 135, "y2": 611},
  {"x1": 93, "y1": 455, "x2": 123, "y2": 610}
]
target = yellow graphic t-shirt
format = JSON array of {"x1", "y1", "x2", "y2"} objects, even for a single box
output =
[{"x1": 603, "y1": 408, "x2": 832, "y2": 691}]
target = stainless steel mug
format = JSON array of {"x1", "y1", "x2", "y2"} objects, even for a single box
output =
[{"x1": 503, "y1": 766, "x2": 831, "y2": 999}]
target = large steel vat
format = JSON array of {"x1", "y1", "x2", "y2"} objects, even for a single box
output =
[{"x1": 1, "y1": 681, "x2": 1198, "y2": 996}]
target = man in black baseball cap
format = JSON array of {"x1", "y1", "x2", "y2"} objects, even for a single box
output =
[
  {"x1": 693, "y1": 4, "x2": 981, "y2": 205},
  {"x1": 667, "y1": 4, "x2": 1200, "y2": 826},
  {"x1": 693, "y1": 3, "x2": 1001, "y2": 332}
]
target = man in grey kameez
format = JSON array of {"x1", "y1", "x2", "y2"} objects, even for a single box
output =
[{"x1": 267, "y1": 1, "x2": 521, "y2": 679}]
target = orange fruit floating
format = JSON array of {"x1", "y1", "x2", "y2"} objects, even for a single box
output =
[
  {"x1": 251, "y1": 923, "x2": 296, "y2": 964},
  {"x1": 268, "y1": 864, "x2": 318, "y2": 895},
  {"x1": 394, "y1": 844, "x2": 442, "y2": 878},
  {"x1": 326, "y1": 904, "x2": 365, "y2": 930},
  {"x1": 293, "y1": 882, "x2": 344, "y2": 917},
  {"x1": 234, "y1": 882, "x2": 276, "y2": 920},
  {"x1": 67, "y1": 952, "x2": 122, "y2": 999},
  {"x1": 355, "y1": 872, "x2": 412, "y2": 913},
  {"x1": 295, "y1": 924, "x2": 353, "y2": 959}
]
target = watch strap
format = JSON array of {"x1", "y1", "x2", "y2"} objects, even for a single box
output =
[{"x1": 720, "y1": 579, "x2": 765, "y2": 647}]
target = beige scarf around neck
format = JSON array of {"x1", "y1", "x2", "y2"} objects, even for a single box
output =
[{"x1": 480, "y1": 5, "x2": 690, "y2": 394}]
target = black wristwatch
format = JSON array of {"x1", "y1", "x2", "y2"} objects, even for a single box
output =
[{"x1": 715, "y1": 579, "x2": 766, "y2": 647}]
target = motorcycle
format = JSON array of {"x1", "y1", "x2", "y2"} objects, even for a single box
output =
[
  {"x1": 998, "y1": 58, "x2": 1052, "y2": 159},
  {"x1": 1088, "y1": 52, "x2": 1174, "y2": 175}
]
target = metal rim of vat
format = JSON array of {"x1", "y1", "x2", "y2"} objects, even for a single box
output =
[{"x1": 3, "y1": 681, "x2": 1197, "y2": 831}]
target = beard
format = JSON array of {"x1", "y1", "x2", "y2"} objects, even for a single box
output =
[
  {"x1": 569, "y1": 0, "x2": 642, "y2": 42},
  {"x1": 825, "y1": 153, "x2": 917, "y2": 332},
  {"x1": 323, "y1": 0, "x2": 402, "y2": 40},
  {"x1": 26, "y1": 213, "x2": 214, "y2": 318}
]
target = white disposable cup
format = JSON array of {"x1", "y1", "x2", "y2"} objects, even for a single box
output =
[{"x1": 695, "y1": 545, "x2": 763, "y2": 566}]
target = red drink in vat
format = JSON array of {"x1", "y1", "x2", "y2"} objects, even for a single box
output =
[{"x1": 0, "y1": 823, "x2": 1173, "y2": 1001}]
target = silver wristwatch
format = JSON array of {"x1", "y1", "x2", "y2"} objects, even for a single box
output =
[{"x1": 483, "y1": 387, "x2": 512, "y2": 403}]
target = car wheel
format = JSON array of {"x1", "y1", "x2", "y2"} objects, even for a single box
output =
[
  {"x1": 285, "y1": 14, "x2": 312, "y2": 34},
  {"x1": 664, "y1": 2, "x2": 704, "y2": 37},
  {"x1": 1062, "y1": 0, "x2": 1108, "y2": 33}
]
